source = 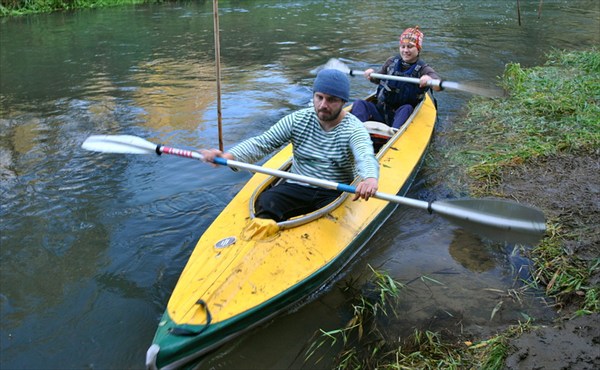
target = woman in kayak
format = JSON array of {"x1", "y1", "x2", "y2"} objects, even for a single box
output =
[{"x1": 350, "y1": 26, "x2": 443, "y2": 129}]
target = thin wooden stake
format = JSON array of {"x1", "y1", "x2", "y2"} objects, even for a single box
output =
[{"x1": 213, "y1": 0, "x2": 223, "y2": 151}]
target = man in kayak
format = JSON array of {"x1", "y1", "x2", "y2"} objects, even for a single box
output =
[
  {"x1": 350, "y1": 26, "x2": 442, "y2": 129},
  {"x1": 200, "y1": 68, "x2": 379, "y2": 222}
]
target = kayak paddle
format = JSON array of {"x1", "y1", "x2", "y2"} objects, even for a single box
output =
[
  {"x1": 321, "y1": 58, "x2": 503, "y2": 98},
  {"x1": 82, "y1": 134, "x2": 546, "y2": 245}
]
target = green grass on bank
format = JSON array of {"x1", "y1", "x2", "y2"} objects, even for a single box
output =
[
  {"x1": 0, "y1": 0, "x2": 158, "y2": 16},
  {"x1": 445, "y1": 48, "x2": 599, "y2": 185}
]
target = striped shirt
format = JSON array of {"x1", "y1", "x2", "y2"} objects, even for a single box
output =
[{"x1": 229, "y1": 107, "x2": 379, "y2": 186}]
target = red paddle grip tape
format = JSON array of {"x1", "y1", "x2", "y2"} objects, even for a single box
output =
[{"x1": 162, "y1": 146, "x2": 195, "y2": 158}]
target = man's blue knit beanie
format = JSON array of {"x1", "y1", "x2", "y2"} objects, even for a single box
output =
[{"x1": 313, "y1": 69, "x2": 350, "y2": 102}]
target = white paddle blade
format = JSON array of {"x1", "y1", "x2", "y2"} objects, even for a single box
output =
[
  {"x1": 317, "y1": 58, "x2": 351, "y2": 74},
  {"x1": 441, "y1": 81, "x2": 504, "y2": 98},
  {"x1": 82, "y1": 135, "x2": 157, "y2": 154},
  {"x1": 434, "y1": 198, "x2": 546, "y2": 245}
]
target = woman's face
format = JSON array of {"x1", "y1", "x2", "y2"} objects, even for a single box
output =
[{"x1": 399, "y1": 42, "x2": 419, "y2": 63}]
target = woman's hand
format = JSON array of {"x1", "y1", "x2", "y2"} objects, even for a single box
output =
[
  {"x1": 420, "y1": 75, "x2": 442, "y2": 91},
  {"x1": 419, "y1": 75, "x2": 433, "y2": 88}
]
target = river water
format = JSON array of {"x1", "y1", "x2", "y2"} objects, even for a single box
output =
[{"x1": 1, "y1": 1, "x2": 598, "y2": 369}]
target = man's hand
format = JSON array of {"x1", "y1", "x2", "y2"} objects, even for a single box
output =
[
  {"x1": 353, "y1": 177, "x2": 378, "y2": 201},
  {"x1": 199, "y1": 149, "x2": 234, "y2": 167}
]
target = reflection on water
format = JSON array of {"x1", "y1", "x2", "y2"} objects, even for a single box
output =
[
  {"x1": 131, "y1": 60, "x2": 216, "y2": 131},
  {"x1": 1, "y1": 0, "x2": 598, "y2": 369},
  {"x1": 448, "y1": 229, "x2": 496, "y2": 272}
]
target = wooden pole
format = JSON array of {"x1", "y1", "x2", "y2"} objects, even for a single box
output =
[{"x1": 213, "y1": 0, "x2": 223, "y2": 151}]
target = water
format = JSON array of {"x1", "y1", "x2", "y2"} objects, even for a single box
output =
[{"x1": 1, "y1": 1, "x2": 598, "y2": 369}]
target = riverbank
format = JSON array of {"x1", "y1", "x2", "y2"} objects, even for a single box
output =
[
  {"x1": 438, "y1": 48, "x2": 600, "y2": 369},
  {"x1": 419, "y1": 48, "x2": 599, "y2": 369},
  {"x1": 434, "y1": 48, "x2": 599, "y2": 314}
]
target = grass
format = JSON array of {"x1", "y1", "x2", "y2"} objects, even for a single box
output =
[
  {"x1": 529, "y1": 219, "x2": 599, "y2": 316},
  {"x1": 467, "y1": 320, "x2": 534, "y2": 370},
  {"x1": 457, "y1": 49, "x2": 599, "y2": 316},
  {"x1": 305, "y1": 266, "x2": 536, "y2": 369},
  {"x1": 304, "y1": 266, "x2": 470, "y2": 369},
  {"x1": 449, "y1": 49, "x2": 599, "y2": 194},
  {"x1": 304, "y1": 265, "x2": 406, "y2": 368}
]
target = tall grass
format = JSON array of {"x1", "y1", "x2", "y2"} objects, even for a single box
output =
[
  {"x1": 305, "y1": 265, "x2": 406, "y2": 368},
  {"x1": 451, "y1": 48, "x2": 599, "y2": 192}
]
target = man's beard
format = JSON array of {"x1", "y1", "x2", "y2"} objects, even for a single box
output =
[{"x1": 316, "y1": 106, "x2": 342, "y2": 122}]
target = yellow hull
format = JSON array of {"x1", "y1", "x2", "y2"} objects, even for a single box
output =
[{"x1": 147, "y1": 93, "x2": 437, "y2": 369}]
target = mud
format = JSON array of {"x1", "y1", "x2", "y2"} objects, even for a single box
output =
[{"x1": 494, "y1": 152, "x2": 600, "y2": 369}]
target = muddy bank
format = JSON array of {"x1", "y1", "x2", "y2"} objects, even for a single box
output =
[
  {"x1": 496, "y1": 153, "x2": 599, "y2": 270},
  {"x1": 494, "y1": 152, "x2": 600, "y2": 369},
  {"x1": 428, "y1": 48, "x2": 600, "y2": 369},
  {"x1": 504, "y1": 313, "x2": 599, "y2": 369}
]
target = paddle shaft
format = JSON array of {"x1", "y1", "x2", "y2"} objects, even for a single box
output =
[
  {"x1": 349, "y1": 70, "x2": 447, "y2": 89},
  {"x1": 157, "y1": 145, "x2": 541, "y2": 236},
  {"x1": 321, "y1": 58, "x2": 501, "y2": 98},
  {"x1": 80, "y1": 135, "x2": 545, "y2": 243}
]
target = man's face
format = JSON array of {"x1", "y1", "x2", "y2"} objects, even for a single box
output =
[{"x1": 313, "y1": 92, "x2": 344, "y2": 122}]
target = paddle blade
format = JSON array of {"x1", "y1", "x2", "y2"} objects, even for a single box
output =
[
  {"x1": 434, "y1": 198, "x2": 546, "y2": 245},
  {"x1": 440, "y1": 81, "x2": 504, "y2": 98},
  {"x1": 82, "y1": 135, "x2": 157, "y2": 155},
  {"x1": 314, "y1": 58, "x2": 351, "y2": 74}
]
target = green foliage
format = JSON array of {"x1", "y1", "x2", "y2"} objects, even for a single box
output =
[
  {"x1": 421, "y1": 48, "x2": 600, "y2": 369},
  {"x1": 1, "y1": 0, "x2": 156, "y2": 16},
  {"x1": 388, "y1": 329, "x2": 466, "y2": 369},
  {"x1": 305, "y1": 267, "x2": 489, "y2": 369},
  {"x1": 530, "y1": 222, "x2": 600, "y2": 315},
  {"x1": 434, "y1": 49, "x2": 600, "y2": 317},
  {"x1": 435, "y1": 49, "x2": 600, "y2": 196},
  {"x1": 582, "y1": 281, "x2": 600, "y2": 314}
]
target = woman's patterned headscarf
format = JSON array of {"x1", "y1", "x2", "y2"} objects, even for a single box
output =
[{"x1": 400, "y1": 26, "x2": 424, "y2": 51}]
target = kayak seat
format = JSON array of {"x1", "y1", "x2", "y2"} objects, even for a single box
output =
[
  {"x1": 363, "y1": 120, "x2": 396, "y2": 153},
  {"x1": 248, "y1": 159, "x2": 350, "y2": 230},
  {"x1": 246, "y1": 119, "x2": 401, "y2": 229}
]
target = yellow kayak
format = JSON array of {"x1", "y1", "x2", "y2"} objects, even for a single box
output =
[{"x1": 146, "y1": 92, "x2": 437, "y2": 369}]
